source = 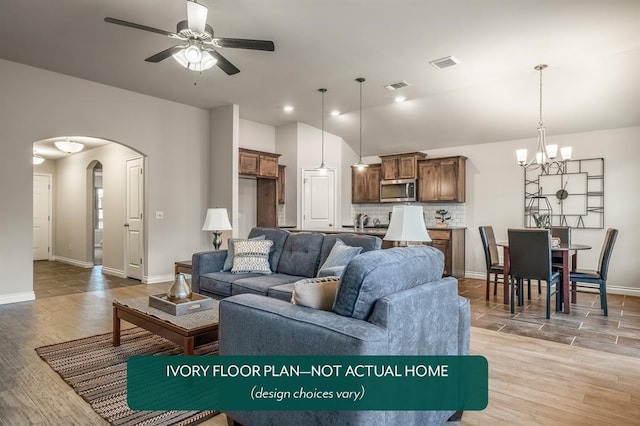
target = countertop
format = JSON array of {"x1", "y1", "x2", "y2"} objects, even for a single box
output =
[{"x1": 286, "y1": 226, "x2": 466, "y2": 236}]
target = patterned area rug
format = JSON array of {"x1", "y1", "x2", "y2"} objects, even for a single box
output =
[{"x1": 35, "y1": 327, "x2": 220, "y2": 426}]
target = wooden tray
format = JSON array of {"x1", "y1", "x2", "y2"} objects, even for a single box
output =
[{"x1": 148, "y1": 293, "x2": 213, "y2": 316}]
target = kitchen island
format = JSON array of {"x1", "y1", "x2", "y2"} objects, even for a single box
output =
[{"x1": 286, "y1": 226, "x2": 466, "y2": 277}]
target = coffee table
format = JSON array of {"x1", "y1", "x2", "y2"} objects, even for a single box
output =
[{"x1": 113, "y1": 296, "x2": 219, "y2": 354}]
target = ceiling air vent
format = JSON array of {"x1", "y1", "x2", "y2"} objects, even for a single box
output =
[
  {"x1": 384, "y1": 80, "x2": 411, "y2": 91},
  {"x1": 429, "y1": 56, "x2": 460, "y2": 69}
]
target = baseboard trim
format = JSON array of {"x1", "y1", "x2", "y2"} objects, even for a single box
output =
[
  {"x1": 607, "y1": 286, "x2": 640, "y2": 296},
  {"x1": 143, "y1": 274, "x2": 174, "y2": 284},
  {"x1": 465, "y1": 272, "x2": 640, "y2": 296},
  {"x1": 101, "y1": 267, "x2": 126, "y2": 278},
  {"x1": 0, "y1": 291, "x2": 36, "y2": 305},
  {"x1": 53, "y1": 256, "x2": 94, "y2": 268}
]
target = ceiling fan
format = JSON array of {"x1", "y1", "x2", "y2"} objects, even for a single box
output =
[{"x1": 104, "y1": 0, "x2": 274, "y2": 75}]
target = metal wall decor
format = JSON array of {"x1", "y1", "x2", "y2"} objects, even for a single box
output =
[{"x1": 524, "y1": 158, "x2": 604, "y2": 229}]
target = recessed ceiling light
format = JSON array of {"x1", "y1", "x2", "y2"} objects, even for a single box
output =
[
  {"x1": 283, "y1": 105, "x2": 294, "y2": 112},
  {"x1": 394, "y1": 96, "x2": 407, "y2": 103},
  {"x1": 330, "y1": 110, "x2": 341, "y2": 116}
]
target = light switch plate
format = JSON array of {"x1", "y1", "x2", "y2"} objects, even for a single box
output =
[{"x1": 155, "y1": 211, "x2": 164, "y2": 219}]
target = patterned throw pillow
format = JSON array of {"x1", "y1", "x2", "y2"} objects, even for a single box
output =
[
  {"x1": 316, "y1": 239, "x2": 362, "y2": 277},
  {"x1": 291, "y1": 276, "x2": 341, "y2": 311},
  {"x1": 221, "y1": 235, "x2": 265, "y2": 272},
  {"x1": 231, "y1": 239, "x2": 273, "y2": 275}
]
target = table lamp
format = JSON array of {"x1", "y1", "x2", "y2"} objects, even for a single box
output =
[
  {"x1": 202, "y1": 208, "x2": 232, "y2": 250},
  {"x1": 383, "y1": 205, "x2": 432, "y2": 246}
]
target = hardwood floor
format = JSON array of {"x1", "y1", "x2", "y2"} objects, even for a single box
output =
[{"x1": 0, "y1": 261, "x2": 638, "y2": 425}]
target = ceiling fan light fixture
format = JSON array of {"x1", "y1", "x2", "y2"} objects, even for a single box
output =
[
  {"x1": 184, "y1": 45, "x2": 202, "y2": 63},
  {"x1": 54, "y1": 137, "x2": 84, "y2": 154}
]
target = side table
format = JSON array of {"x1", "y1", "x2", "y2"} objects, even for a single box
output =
[{"x1": 175, "y1": 260, "x2": 192, "y2": 275}]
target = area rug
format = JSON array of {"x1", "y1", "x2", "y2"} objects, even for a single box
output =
[{"x1": 35, "y1": 327, "x2": 220, "y2": 426}]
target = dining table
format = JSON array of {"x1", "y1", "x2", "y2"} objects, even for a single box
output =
[{"x1": 497, "y1": 241, "x2": 591, "y2": 314}]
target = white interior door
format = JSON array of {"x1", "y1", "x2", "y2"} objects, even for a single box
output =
[
  {"x1": 125, "y1": 157, "x2": 144, "y2": 280},
  {"x1": 302, "y1": 169, "x2": 336, "y2": 230},
  {"x1": 33, "y1": 174, "x2": 51, "y2": 260}
]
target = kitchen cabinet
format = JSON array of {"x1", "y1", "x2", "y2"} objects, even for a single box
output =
[
  {"x1": 428, "y1": 227, "x2": 466, "y2": 278},
  {"x1": 380, "y1": 152, "x2": 427, "y2": 180},
  {"x1": 277, "y1": 165, "x2": 285, "y2": 204},
  {"x1": 418, "y1": 156, "x2": 466, "y2": 202},
  {"x1": 239, "y1": 148, "x2": 280, "y2": 178},
  {"x1": 352, "y1": 164, "x2": 381, "y2": 203}
]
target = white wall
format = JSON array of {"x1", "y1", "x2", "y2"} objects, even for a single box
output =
[
  {"x1": 209, "y1": 105, "x2": 239, "y2": 247},
  {"x1": 0, "y1": 58, "x2": 211, "y2": 302},
  {"x1": 275, "y1": 123, "x2": 298, "y2": 226},
  {"x1": 53, "y1": 143, "x2": 138, "y2": 274},
  {"x1": 424, "y1": 126, "x2": 640, "y2": 294},
  {"x1": 239, "y1": 119, "x2": 276, "y2": 152}
]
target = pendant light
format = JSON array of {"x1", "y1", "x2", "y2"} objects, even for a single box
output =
[
  {"x1": 516, "y1": 64, "x2": 572, "y2": 174},
  {"x1": 352, "y1": 77, "x2": 369, "y2": 171},
  {"x1": 317, "y1": 88, "x2": 328, "y2": 174}
]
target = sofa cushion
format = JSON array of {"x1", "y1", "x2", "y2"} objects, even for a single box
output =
[
  {"x1": 232, "y1": 273, "x2": 306, "y2": 296},
  {"x1": 316, "y1": 239, "x2": 362, "y2": 277},
  {"x1": 248, "y1": 227, "x2": 290, "y2": 272},
  {"x1": 333, "y1": 246, "x2": 445, "y2": 320},
  {"x1": 199, "y1": 272, "x2": 264, "y2": 297},
  {"x1": 276, "y1": 232, "x2": 324, "y2": 278},
  {"x1": 231, "y1": 240, "x2": 273, "y2": 274},
  {"x1": 318, "y1": 233, "x2": 382, "y2": 268},
  {"x1": 267, "y1": 283, "x2": 295, "y2": 301},
  {"x1": 221, "y1": 235, "x2": 265, "y2": 272},
  {"x1": 292, "y1": 277, "x2": 341, "y2": 311}
]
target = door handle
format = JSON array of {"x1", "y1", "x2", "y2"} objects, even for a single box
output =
[
  {"x1": 124, "y1": 223, "x2": 130, "y2": 228},
  {"x1": 329, "y1": 223, "x2": 333, "y2": 227}
]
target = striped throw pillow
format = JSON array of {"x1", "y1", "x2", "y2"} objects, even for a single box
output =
[{"x1": 231, "y1": 239, "x2": 273, "y2": 275}]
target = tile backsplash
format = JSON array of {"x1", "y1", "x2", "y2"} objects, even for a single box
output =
[{"x1": 351, "y1": 203, "x2": 466, "y2": 227}]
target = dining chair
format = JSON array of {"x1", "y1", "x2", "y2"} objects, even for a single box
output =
[
  {"x1": 569, "y1": 228, "x2": 618, "y2": 316},
  {"x1": 507, "y1": 229, "x2": 562, "y2": 319},
  {"x1": 479, "y1": 226, "x2": 504, "y2": 300},
  {"x1": 550, "y1": 226, "x2": 571, "y2": 267}
]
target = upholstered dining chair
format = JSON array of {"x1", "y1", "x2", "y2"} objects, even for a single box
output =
[
  {"x1": 479, "y1": 226, "x2": 504, "y2": 300},
  {"x1": 569, "y1": 228, "x2": 618, "y2": 316},
  {"x1": 508, "y1": 229, "x2": 561, "y2": 319}
]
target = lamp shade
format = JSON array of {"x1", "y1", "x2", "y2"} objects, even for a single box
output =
[
  {"x1": 201, "y1": 208, "x2": 232, "y2": 231},
  {"x1": 383, "y1": 205, "x2": 431, "y2": 242}
]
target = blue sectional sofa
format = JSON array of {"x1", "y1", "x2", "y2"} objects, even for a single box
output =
[
  {"x1": 191, "y1": 227, "x2": 382, "y2": 301},
  {"x1": 219, "y1": 245, "x2": 471, "y2": 426}
]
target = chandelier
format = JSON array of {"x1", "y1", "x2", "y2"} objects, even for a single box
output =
[{"x1": 516, "y1": 64, "x2": 572, "y2": 174}]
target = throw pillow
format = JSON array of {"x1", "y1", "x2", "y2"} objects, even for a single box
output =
[
  {"x1": 291, "y1": 276, "x2": 341, "y2": 311},
  {"x1": 231, "y1": 239, "x2": 273, "y2": 275},
  {"x1": 221, "y1": 235, "x2": 265, "y2": 272},
  {"x1": 316, "y1": 239, "x2": 362, "y2": 277}
]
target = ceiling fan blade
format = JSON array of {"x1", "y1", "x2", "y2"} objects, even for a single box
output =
[
  {"x1": 207, "y1": 50, "x2": 240, "y2": 75},
  {"x1": 186, "y1": 1, "x2": 208, "y2": 33},
  {"x1": 104, "y1": 17, "x2": 175, "y2": 37},
  {"x1": 211, "y1": 38, "x2": 275, "y2": 52},
  {"x1": 145, "y1": 45, "x2": 185, "y2": 63}
]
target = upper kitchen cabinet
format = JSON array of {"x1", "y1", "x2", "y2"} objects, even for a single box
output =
[
  {"x1": 239, "y1": 148, "x2": 281, "y2": 178},
  {"x1": 352, "y1": 164, "x2": 381, "y2": 203},
  {"x1": 418, "y1": 156, "x2": 467, "y2": 202},
  {"x1": 379, "y1": 152, "x2": 427, "y2": 180}
]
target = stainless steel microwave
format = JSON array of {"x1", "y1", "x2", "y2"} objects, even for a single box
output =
[{"x1": 380, "y1": 179, "x2": 416, "y2": 202}]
